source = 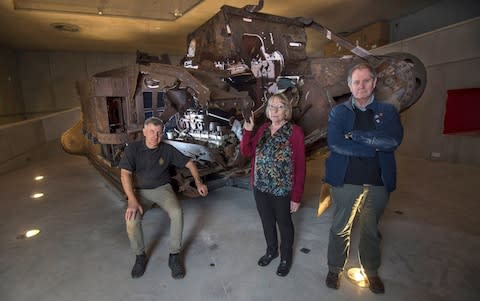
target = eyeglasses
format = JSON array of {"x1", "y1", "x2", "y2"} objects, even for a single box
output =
[{"x1": 268, "y1": 104, "x2": 286, "y2": 111}]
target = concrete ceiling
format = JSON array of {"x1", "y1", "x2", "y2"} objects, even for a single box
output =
[{"x1": 0, "y1": 0, "x2": 440, "y2": 56}]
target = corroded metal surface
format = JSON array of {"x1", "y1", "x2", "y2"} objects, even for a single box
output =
[{"x1": 62, "y1": 3, "x2": 427, "y2": 195}]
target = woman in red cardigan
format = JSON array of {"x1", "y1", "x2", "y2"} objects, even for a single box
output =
[{"x1": 240, "y1": 93, "x2": 306, "y2": 277}]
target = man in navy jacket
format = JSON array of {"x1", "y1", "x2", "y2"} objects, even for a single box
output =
[{"x1": 324, "y1": 62, "x2": 403, "y2": 294}]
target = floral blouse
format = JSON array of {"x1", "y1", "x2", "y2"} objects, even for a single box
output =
[
  {"x1": 240, "y1": 122, "x2": 306, "y2": 203},
  {"x1": 254, "y1": 122, "x2": 293, "y2": 196}
]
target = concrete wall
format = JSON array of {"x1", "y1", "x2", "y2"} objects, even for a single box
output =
[
  {"x1": 0, "y1": 107, "x2": 80, "y2": 174},
  {"x1": 390, "y1": 0, "x2": 480, "y2": 42},
  {"x1": 17, "y1": 51, "x2": 136, "y2": 119},
  {"x1": 373, "y1": 17, "x2": 480, "y2": 166},
  {"x1": 0, "y1": 46, "x2": 24, "y2": 124}
]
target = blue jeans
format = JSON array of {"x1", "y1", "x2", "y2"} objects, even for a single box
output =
[
  {"x1": 327, "y1": 184, "x2": 389, "y2": 276},
  {"x1": 126, "y1": 183, "x2": 183, "y2": 255}
]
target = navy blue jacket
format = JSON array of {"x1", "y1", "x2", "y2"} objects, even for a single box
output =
[{"x1": 324, "y1": 98, "x2": 403, "y2": 192}]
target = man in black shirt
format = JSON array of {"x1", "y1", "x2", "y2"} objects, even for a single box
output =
[{"x1": 119, "y1": 117, "x2": 208, "y2": 279}]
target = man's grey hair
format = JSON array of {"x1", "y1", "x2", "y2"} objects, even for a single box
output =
[
  {"x1": 347, "y1": 62, "x2": 377, "y2": 86},
  {"x1": 144, "y1": 117, "x2": 164, "y2": 128}
]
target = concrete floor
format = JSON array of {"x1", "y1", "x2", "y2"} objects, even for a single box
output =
[{"x1": 1, "y1": 142, "x2": 479, "y2": 301}]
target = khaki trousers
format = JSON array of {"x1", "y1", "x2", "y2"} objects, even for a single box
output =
[{"x1": 126, "y1": 183, "x2": 183, "y2": 255}]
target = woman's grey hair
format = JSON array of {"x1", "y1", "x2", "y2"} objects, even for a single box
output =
[
  {"x1": 144, "y1": 117, "x2": 164, "y2": 128},
  {"x1": 347, "y1": 62, "x2": 377, "y2": 86},
  {"x1": 265, "y1": 93, "x2": 292, "y2": 121}
]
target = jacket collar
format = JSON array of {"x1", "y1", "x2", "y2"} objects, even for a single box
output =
[{"x1": 344, "y1": 95, "x2": 378, "y2": 111}]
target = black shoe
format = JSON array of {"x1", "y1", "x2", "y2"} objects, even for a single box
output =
[
  {"x1": 276, "y1": 260, "x2": 291, "y2": 277},
  {"x1": 325, "y1": 271, "x2": 340, "y2": 289},
  {"x1": 368, "y1": 276, "x2": 385, "y2": 294},
  {"x1": 168, "y1": 253, "x2": 185, "y2": 279},
  {"x1": 257, "y1": 252, "x2": 279, "y2": 267},
  {"x1": 131, "y1": 253, "x2": 148, "y2": 278}
]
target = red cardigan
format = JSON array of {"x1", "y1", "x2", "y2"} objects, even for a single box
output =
[{"x1": 240, "y1": 122, "x2": 306, "y2": 203}]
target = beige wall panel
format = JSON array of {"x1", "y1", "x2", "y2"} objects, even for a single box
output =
[
  {"x1": 18, "y1": 52, "x2": 51, "y2": 80},
  {"x1": 52, "y1": 79, "x2": 81, "y2": 109},
  {"x1": 21, "y1": 78, "x2": 55, "y2": 113},
  {"x1": 0, "y1": 132, "x2": 14, "y2": 163},
  {"x1": 5, "y1": 121, "x2": 46, "y2": 156},
  {"x1": 50, "y1": 52, "x2": 88, "y2": 80},
  {"x1": 401, "y1": 18, "x2": 480, "y2": 67},
  {"x1": 85, "y1": 53, "x2": 135, "y2": 76},
  {"x1": 0, "y1": 108, "x2": 80, "y2": 172},
  {"x1": 0, "y1": 47, "x2": 24, "y2": 123}
]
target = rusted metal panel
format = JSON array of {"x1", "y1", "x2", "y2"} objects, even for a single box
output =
[
  {"x1": 93, "y1": 96, "x2": 109, "y2": 134},
  {"x1": 92, "y1": 78, "x2": 127, "y2": 97},
  {"x1": 96, "y1": 132, "x2": 129, "y2": 144}
]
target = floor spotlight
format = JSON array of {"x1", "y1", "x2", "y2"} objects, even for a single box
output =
[
  {"x1": 31, "y1": 193, "x2": 44, "y2": 199},
  {"x1": 17, "y1": 229, "x2": 40, "y2": 239},
  {"x1": 347, "y1": 267, "x2": 369, "y2": 288}
]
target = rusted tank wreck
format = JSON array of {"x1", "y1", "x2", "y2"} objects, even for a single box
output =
[{"x1": 61, "y1": 3, "x2": 427, "y2": 197}]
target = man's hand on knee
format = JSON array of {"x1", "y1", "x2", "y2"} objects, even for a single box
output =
[{"x1": 125, "y1": 203, "x2": 144, "y2": 221}]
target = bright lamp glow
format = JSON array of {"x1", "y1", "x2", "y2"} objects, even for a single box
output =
[
  {"x1": 34, "y1": 175, "x2": 44, "y2": 181},
  {"x1": 17, "y1": 229, "x2": 41, "y2": 239},
  {"x1": 25, "y1": 229, "x2": 40, "y2": 238},
  {"x1": 347, "y1": 267, "x2": 369, "y2": 288},
  {"x1": 31, "y1": 193, "x2": 44, "y2": 199}
]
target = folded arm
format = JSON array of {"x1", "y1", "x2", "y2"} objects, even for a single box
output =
[
  {"x1": 351, "y1": 106, "x2": 403, "y2": 152},
  {"x1": 327, "y1": 107, "x2": 377, "y2": 157}
]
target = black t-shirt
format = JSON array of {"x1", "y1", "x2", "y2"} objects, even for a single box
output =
[{"x1": 119, "y1": 140, "x2": 190, "y2": 189}]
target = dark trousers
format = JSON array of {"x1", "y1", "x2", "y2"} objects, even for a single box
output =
[
  {"x1": 327, "y1": 184, "x2": 389, "y2": 277},
  {"x1": 254, "y1": 188, "x2": 294, "y2": 263}
]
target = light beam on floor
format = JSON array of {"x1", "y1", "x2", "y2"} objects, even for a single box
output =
[{"x1": 347, "y1": 267, "x2": 369, "y2": 288}]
